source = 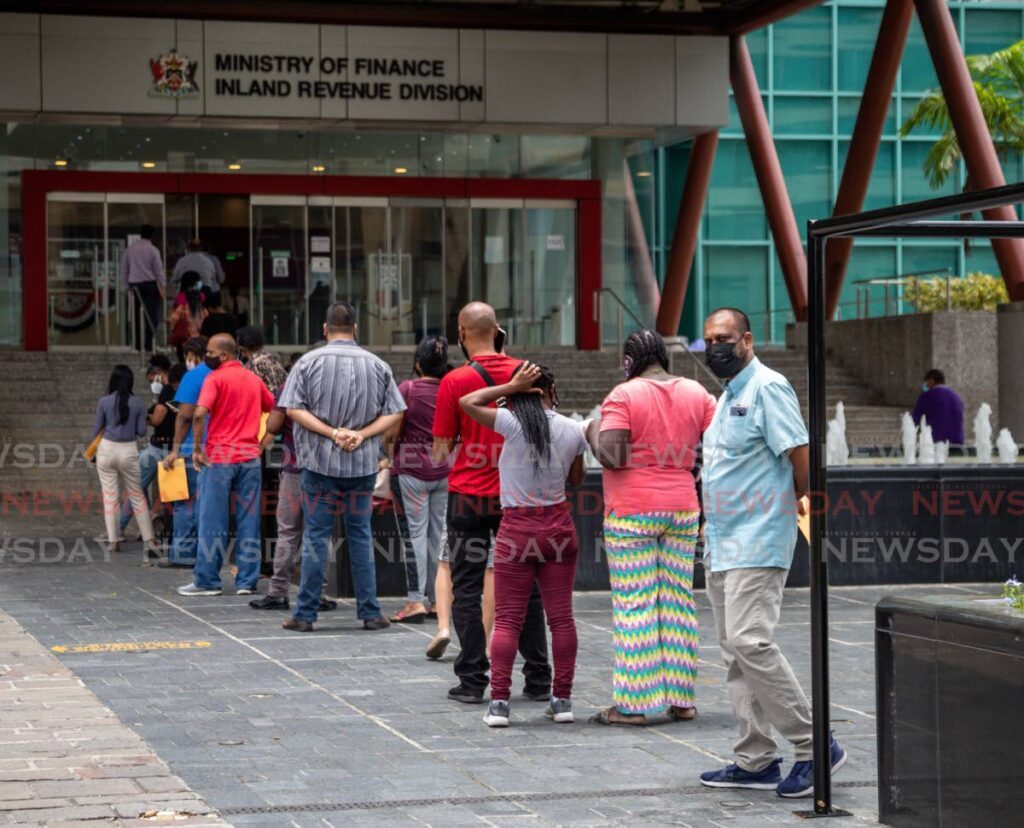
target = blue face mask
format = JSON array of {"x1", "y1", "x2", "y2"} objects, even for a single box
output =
[{"x1": 922, "y1": 383, "x2": 930, "y2": 393}]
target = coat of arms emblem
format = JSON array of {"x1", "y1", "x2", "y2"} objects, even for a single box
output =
[{"x1": 149, "y1": 49, "x2": 199, "y2": 99}]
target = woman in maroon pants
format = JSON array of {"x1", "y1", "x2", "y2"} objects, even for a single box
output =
[{"x1": 459, "y1": 362, "x2": 587, "y2": 728}]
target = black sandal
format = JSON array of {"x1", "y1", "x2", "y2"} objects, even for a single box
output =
[{"x1": 667, "y1": 706, "x2": 698, "y2": 721}]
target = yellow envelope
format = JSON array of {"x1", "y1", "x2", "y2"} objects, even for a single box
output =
[
  {"x1": 158, "y1": 458, "x2": 190, "y2": 503},
  {"x1": 797, "y1": 495, "x2": 811, "y2": 542},
  {"x1": 258, "y1": 412, "x2": 269, "y2": 442},
  {"x1": 83, "y1": 433, "x2": 102, "y2": 462}
]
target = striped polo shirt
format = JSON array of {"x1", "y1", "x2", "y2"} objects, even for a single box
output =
[{"x1": 278, "y1": 339, "x2": 406, "y2": 479}]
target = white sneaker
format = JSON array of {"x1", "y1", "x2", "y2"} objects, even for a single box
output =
[
  {"x1": 545, "y1": 697, "x2": 574, "y2": 723},
  {"x1": 177, "y1": 583, "x2": 222, "y2": 596},
  {"x1": 236, "y1": 588, "x2": 255, "y2": 596},
  {"x1": 483, "y1": 700, "x2": 510, "y2": 728}
]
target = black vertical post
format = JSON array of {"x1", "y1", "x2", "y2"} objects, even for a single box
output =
[{"x1": 806, "y1": 225, "x2": 832, "y2": 814}]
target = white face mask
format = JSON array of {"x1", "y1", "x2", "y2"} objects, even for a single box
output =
[
  {"x1": 150, "y1": 381, "x2": 164, "y2": 395},
  {"x1": 186, "y1": 359, "x2": 198, "y2": 371}
]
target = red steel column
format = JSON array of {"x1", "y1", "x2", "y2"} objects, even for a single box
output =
[
  {"x1": 730, "y1": 36, "x2": 809, "y2": 321},
  {"x1": 655, "y1": 130, "x2": 718, "y2": 336},
  {"x1": 826, "y1": 0, "x2": 914, "y2": 318},
  {"x1": 914, "y1": 0, "x2": 1024, "y2": 301}
]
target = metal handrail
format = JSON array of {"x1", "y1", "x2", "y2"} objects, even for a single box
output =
[{"x1": 597, "y1": 287, "x2": 723, "y2": 391}]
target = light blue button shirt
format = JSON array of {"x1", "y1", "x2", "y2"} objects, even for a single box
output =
[{"x1": 702, "y1": 356, "x2": 808, "y2": 572}]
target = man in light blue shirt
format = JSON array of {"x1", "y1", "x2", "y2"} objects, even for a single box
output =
[{"x1": 698, "y1": 308, "x2": 846, "y2": 799}]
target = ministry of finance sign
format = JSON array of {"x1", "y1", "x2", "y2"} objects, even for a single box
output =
[
  {"x1": 211, "y1": 53, "x2": 483, "y2": 102},
  {"x1": 7, "y1": 16, "x2": 728, "y2": 131}
]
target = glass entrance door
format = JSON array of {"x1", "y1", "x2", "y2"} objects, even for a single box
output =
[
  {"x1": 526, "y1": 202, "x2": 577, "y2": 347},
  {"x1": 252, "y1": 197, "x2": 307, "y2": 346},
  {"x1": 468, "y1": 200, "x2": 577, "y2": 347},
  {"x1": 46, "y1": 193, "x2": 165, "y2": 349}
]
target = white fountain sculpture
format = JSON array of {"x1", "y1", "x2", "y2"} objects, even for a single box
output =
[
  {"x1": 826, "y1": 402, "x2": 849, "y2": 466},
  {"x1": 901, "y1": 412, "x2": 917, "y2": 465},
  {"x1": 935, "y1": 440, "x2": 949, "y2": 465},
  {"x1": 918, "y1": 416, "x2": 936, "y2": 464},
  {"x1": 974, "y1": 403, "x2": 994, "y2": 464},
  {"x1": 997, "y1": 428, "x2": 1018, "y2": 464}
]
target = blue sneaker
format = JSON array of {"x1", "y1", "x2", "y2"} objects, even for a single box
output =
[
  {"x1": 700, "y1": 758, "x2": 782, "y2": 790},
  {"x1": 776, "y1": 734, "x2": 848, "y2": 798}
]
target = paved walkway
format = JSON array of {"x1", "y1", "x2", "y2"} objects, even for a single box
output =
[
  {"x1": 0, "y1": 608, "x2": 224, "y2": 826},
  {"x1": 0, "y1": 541, "x2": 997, "y2": 826}
]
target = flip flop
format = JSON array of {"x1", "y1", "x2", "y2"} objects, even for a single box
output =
[
  {"x1": 588, "y1": 707, "x2": 649, "y2": 726},
  {"x1": 389, "y1": 610, "x2": 427, "y2": 624},
  {"x1": 667, "y1": 706, "x2": 698, "y2": 721}
]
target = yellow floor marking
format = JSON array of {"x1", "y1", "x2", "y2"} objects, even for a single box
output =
[{"x1": 51, "y1": 640, "x2": 211, "y2": 654}]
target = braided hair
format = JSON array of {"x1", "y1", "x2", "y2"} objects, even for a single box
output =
[
  {"x1": 413, "y1": 335, "x2": 449, "y2": 379},
  {"x1": 623, "y1": 329, "x2": 669, "y2": 380},
  {"x1": 506, "y1": 363, "x2": 556, "y2": 471}
]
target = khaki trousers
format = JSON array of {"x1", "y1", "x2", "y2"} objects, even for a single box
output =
[
  {"x1": 96, "y1": 439, "x2": 153, "y2": 545},
  {"x1": 706, "y1": 566, "x2": 813, "y2": 771}
]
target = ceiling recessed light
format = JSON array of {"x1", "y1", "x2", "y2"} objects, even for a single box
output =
[
  {"x1": 142, "y1": 161, "x2": 156, "y2": 169},
  {"x1": 312, "y1": 164, "x2": 326, "y2": 172},
  {"x1": 228, "y1": 163, "x2": 242, "y2": 170},
  {"x1": 54, "y1": 159, "x2": 68, "y2": 167},
  {"x1": 393, "y1": 167, "x2": 408, "y2": 175},
  {"x1": 636, "y1": 170, "x2": 652, "y2": 177}
]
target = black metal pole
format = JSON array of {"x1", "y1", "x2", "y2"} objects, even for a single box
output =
[{"x1": 806, "y1": 225, "x2": 832, "y2": 815}]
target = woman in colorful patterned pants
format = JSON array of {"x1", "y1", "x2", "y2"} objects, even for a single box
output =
[{"x1": 587, "y1": 330, "x2": 716, "y2": 725}]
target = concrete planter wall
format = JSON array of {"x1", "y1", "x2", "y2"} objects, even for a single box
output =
[{"x1": 788, "y1": 310, "x2": 1002, "y2": 428}]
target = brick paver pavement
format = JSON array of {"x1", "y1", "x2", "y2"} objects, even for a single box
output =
[{"x1": 0, "y1": 608, "x2": 225, "y2": 826}]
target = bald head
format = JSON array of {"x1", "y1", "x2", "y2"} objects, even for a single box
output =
[
  {"x1": 208, "y1": 333, "x2": 237, "y2": 358},
  {"x1": 457, "y1": 302, "x2": 499, "y2": 359},
  {"x1": 458, "y1": 302, "x2": 498, "y2": 333}
]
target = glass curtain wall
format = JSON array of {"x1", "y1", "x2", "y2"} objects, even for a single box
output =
[{"x1": 647, "y1": 0, "x2": 1024, "y2": 343}]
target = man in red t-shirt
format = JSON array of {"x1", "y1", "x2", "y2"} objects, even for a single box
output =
[
  {"x1": 432, "y1": 302, "x2": 551, "y2": 704},
  {"x1": 178, "y1": 333, "x2": 274, "y2": 597}
]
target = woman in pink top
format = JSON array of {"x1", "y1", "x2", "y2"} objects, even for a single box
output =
[{"x1": 587, "y1": 330, "x2": 716, "y2": 726}]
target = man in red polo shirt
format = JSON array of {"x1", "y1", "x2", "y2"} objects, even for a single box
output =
[
  {"x1": 178, "y1": 333, "x2": 274, "y2": 597},
  {"x1": 432, "y1": 302, "x2": 551, "y2": 704}
]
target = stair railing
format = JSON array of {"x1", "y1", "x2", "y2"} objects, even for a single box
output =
[{"x1": 596, "y1": 288, "x2": 723, "y2": 391}]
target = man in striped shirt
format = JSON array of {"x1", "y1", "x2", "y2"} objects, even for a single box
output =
[{"x1": 278, "y1": 302, "x2": 406, "y2": 632}]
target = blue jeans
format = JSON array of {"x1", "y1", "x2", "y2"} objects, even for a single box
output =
[
  {"x1": 170, "y1": 464, "x2": 200, "y2": 565},
  {"x1": 120, "y1": 444, "x2": 166, "y2": 532},
  {"x1": 194, "y1": 461, "x2": 262, "y2": 590},
  {"x1": 295, "y1": 470, "x2": 378, "y2": 623}
]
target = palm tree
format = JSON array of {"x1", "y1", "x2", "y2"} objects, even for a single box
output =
[{"x1": 901, "y1": 39, "x2": 1024, "y2": 189}]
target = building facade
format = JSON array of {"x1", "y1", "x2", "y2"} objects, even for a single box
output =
[
  {"x1": 1, "y1": 2, "x2": 1020, "y2": 351},
  {"x1": 0, "y1": 11, "x2": 726, "y2": 351}
]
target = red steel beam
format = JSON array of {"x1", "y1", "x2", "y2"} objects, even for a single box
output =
[
  {"x1": 914, "y1": 0, "x2": 1024, "y2": 301},
  {"x1": 655, "y1": 130, "x2": 718, "y2": 337},
  {"x1": 730, "y1": 36, "x2": 809, "y2": 322},
  {"x1": 732, "y1": 0, "x2": 826, "y2": 35},
  {"x1": 825, "y1": 0, "x2": 913, "y2": 318}
]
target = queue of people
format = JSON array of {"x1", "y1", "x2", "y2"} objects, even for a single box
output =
[{"x1": 90, "y1": 298, "x2": 844, "y2": 800}]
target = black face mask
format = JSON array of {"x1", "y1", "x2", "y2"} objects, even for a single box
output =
[
  {"x1": 705, "y1": 341, "x2": 745, "y2": 379},
  {"x1": 204, "y1": 355, "x2": 221, "y2": 371}
]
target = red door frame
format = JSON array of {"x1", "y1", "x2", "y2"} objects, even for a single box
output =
[{"x1": 22, "y1": 170, "x2": 602, "y2": 351}]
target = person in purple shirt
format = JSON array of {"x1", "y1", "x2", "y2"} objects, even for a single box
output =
[
  {"x1": 385, "y1": 336, "x2": 453, "y2": 655},
  {"x1": 118, "y1": 224, "x2": 165, "y2": 352},
  {"x1": 912, "y1": 369, "x2": 965, "y2": 445}
]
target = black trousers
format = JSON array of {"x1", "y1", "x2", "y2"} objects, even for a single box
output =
[
  {"x1": 131, "y1": 282, "x2": 161, "y2": 352},
  {"x1": 448, "y1": 492, "x2": 551, "y2": 694}
]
